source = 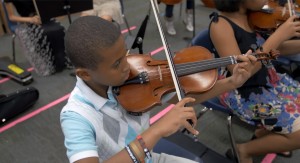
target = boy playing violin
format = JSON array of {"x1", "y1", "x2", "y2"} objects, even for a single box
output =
[{"x1": 60, "y1": 16, "x2": 256, "y2": 163}]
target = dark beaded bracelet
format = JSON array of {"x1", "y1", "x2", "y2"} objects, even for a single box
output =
[{"x1": 125, "y1": 145, "x2": 139, "y2": 163}]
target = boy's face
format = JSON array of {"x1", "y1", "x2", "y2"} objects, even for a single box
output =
[{"x1": 78, "y1": 35, "x2": 130, "y2": 87}]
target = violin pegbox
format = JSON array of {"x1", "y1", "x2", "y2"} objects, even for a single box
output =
[
  {"x1": 254, "y1": 49, "x2": 279, "y2": 61},
  {"x1": 255, "y1": 49, "x2": 279, "y2": 66}
]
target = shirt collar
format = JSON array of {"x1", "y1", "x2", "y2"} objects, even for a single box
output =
[{"x1": 75, "y1": 76, "x2": 117, "y2": 110}]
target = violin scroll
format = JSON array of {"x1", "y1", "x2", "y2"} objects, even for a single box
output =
[{"x1": 252, "y1": 50, "x2": 279, "y2": 61}]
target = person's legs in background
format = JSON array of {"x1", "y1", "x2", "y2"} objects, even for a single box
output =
[
  {"x1": 165, "y1": 4, "x2": 176, "y2": 35},
  {"x1": 164, "y1": 0, "x2": 194, "y2": 35},
  {"x1": 184, "y1": 0, "x2": 194, "y2": 32}
]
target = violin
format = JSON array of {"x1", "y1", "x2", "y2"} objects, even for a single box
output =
[
  {"x1": 113, "y1": 46, "x2": 278, "y2": 113},
  {"x1": 158, "y1": 0, "x2": 182, "y2": 5},
  {"x1": 249, "y1": 0, "x2": 300, "y2": 35}
]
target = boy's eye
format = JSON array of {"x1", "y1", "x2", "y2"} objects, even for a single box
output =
[{"x1": 114, "y1": 60, "x2": 121, "y2": 68}]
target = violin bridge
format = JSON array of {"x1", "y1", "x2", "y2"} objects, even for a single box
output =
[
  {"x1": 157, "y1": 65, "x2": 163, "y2": 81},
  {"x1": 282, "y1": 7, "x2": 287, "y2": 17}
]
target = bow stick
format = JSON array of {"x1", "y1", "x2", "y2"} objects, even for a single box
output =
[{"x1": 149, "y1": 0, "x2": 199, "y2": 138}]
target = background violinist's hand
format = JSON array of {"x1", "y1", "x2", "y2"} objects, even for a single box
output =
[
  {"x1": 29, "y1": 15, "x2": 41, "y2": 25},
  {"x1": 229, "y1": 50, "x2": 258, "y2": 88},
  {"x1": 275, "y1": 15, "x2": 300, "y2": 41},
  {"x1": 151, "y1": 97, "x2": 199, "y2": 138}
]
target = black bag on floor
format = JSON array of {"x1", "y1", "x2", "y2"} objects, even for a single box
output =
[{"x1": 0, "y1": 87, "x2": 39, "y2": 124}]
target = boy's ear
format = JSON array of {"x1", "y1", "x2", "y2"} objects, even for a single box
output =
[{"x1": 76, "y1": 68, "x2": 91, "y2": 81}]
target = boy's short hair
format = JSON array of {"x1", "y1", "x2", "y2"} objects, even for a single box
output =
[
  {"x1": 214, "y1": 0, "x2": 244, "y2": 12},
  {"x1": 65, "y1": 16, "x2": 121, "y2": 70}
]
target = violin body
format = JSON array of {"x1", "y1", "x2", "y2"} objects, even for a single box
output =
[
  {"x1": 159, "y1": 0, "x2": 182, "y2": 5},
  {"x1": 249, "y1": 2, "x2": 288, "y2": 31},
  {"x1": 249, "y1": 7, "x2": 288, "y2": 29},
  {"x1": 249, "y1": 0, "x2": 299, "y2": 35},
  {"x1": 114, "y1": 46, "x2": 278, "y2": 113},
  {"x1": 114, "y1": 46, "x2": 217, "y2": 113}
]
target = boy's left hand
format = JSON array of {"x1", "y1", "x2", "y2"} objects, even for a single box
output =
[{"x1": 230, "y1": 50, "x2": 257, "y2": 88}]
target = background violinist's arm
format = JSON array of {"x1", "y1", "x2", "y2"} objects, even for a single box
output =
[
  {"x1": 5, "y1": 2, "x2": 41, "y2": 25},
  {"x1": 277, "y1": 39, "x2": 300, "y2": 56}
]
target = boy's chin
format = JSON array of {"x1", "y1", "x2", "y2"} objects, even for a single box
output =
[{"x1": 115, "y1": 80, "x2": 127, "y2": 87}]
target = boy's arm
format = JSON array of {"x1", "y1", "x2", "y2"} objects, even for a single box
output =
[
  {"x1": 75, "y1": 98, "x2": 198, "y2": 163},
  {"x1": 76, "y1": 139, "x2": 159, "y2": 163},
  {"x1": 75, "y1": 149, "x2": 137, "y2": 163},
  {"x1": 100, "y1": 126, "x2": 162, "y2": 163},
  {"x1": 76, "y1": 126, "x2": 161, "y2": 163}
]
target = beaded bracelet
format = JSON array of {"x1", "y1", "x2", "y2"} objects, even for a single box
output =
[
  {"x1": 125, "y1": 145, "x2": 139, "y2": 163},
  {"x1": 129, "y1": 141, "x2": 145, "y2": 163},
  {"x1": 136, "y1": 135, "x2": 152, "y2": 159}
]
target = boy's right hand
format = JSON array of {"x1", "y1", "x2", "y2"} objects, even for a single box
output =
[
  {"x1": 152, "y1": 97, "x2": 199, "y2": 138},
  {"x1": 276, "y1": 15, "x2": 300, "y2": 41}
]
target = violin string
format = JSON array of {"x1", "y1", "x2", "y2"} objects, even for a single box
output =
[
  {"x1": 172, "y1": 52, "x2": 269, "y2": 70},
  {"x1": 176, "y1": 61, "x2": 233, "y2": 76},
  {"x1": 144, "y1": 56, "x2": 232, "y2": 76},
  {"x1": 176, "y1": 57, "x2": 234, "y2": 68},
  {"x1": 174, "y1": 53, "x2": 268, "y2": 75},
  {"x1": 137, "y1": 53, "x2": 270, "y2": 81},
  {"x1": 146, "y1": 52, "x2": 267, "y2": 74},
  {"x1": 143, "y1": 57, "x2": 234, "y2": 80}
]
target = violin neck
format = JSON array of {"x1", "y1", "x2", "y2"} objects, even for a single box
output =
[{"x1": 175, "y1": 56, "x2": 237, "y2": 76}]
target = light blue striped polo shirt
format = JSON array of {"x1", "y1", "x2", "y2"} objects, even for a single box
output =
[{"x1": 60, "y1": 77, "x2": 150, "y2": 163}]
